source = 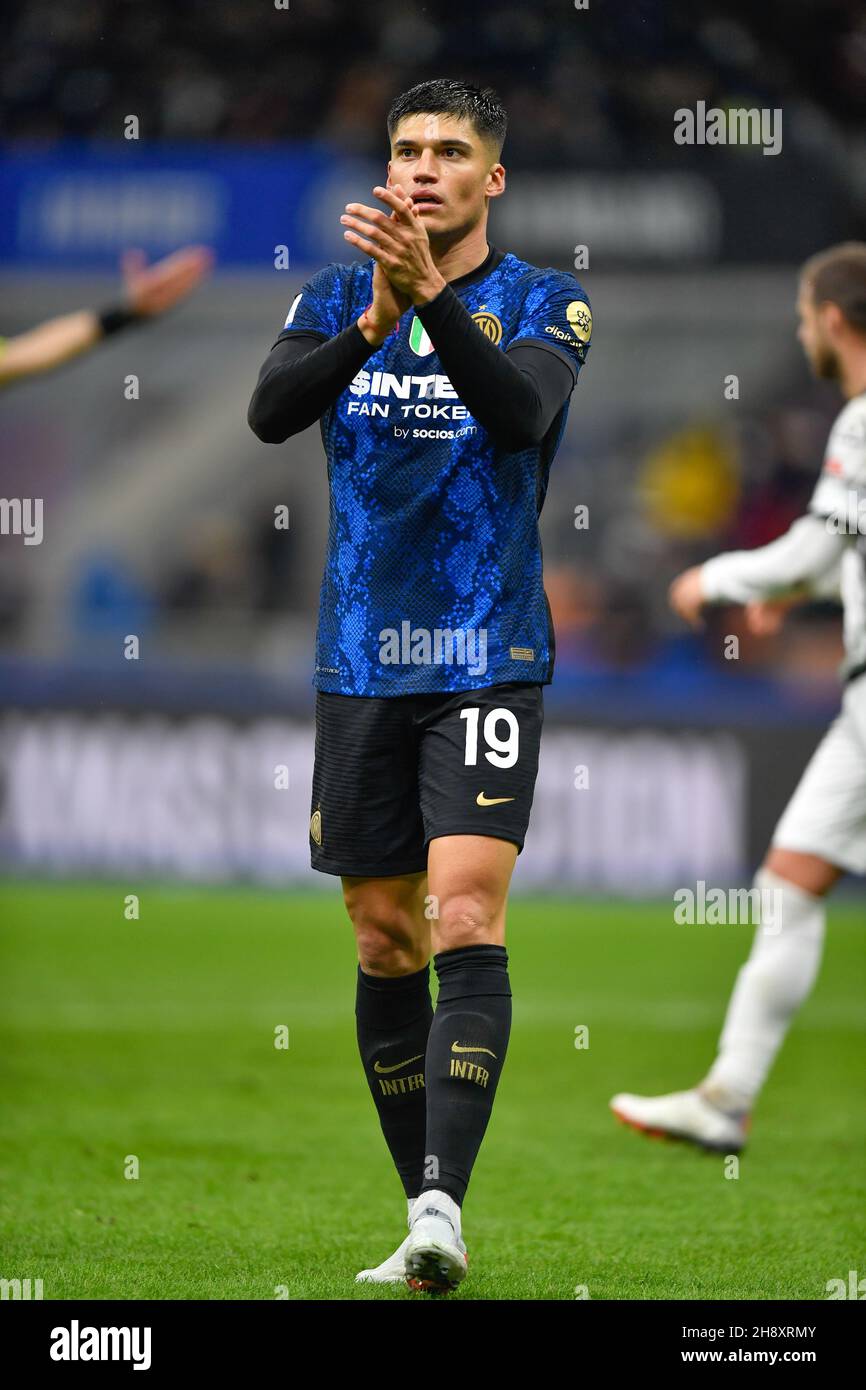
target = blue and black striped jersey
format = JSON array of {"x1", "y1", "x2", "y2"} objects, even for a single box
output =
[{"x1": 278, "y1": 245, "x2": 592, "y2": 696}]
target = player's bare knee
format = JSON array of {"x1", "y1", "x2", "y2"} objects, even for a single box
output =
[
  {"x1": 434, "y1": 893, "x2": 501, "y2": 950},
  {"x1": 763, "y1": 848, "x2": 841, "y2": 898},
  {"x1": 354, "y1": 925, "x2": 425, "y2": 976},
  {"x1": 343, "y1": 886, "x2": 427, "y2": 974}
]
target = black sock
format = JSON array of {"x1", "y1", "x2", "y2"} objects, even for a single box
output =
[
  {"x1": 420, "y1": 944, "x2": 512, "y2": 1206},
  {"x1": 355, "y1": 963, "x2": 434, "y2": 1200}
]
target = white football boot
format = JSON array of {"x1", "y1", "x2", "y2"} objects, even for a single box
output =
[
  {"x1": 355, "y1": 1198, "x2": 416, "y2": 1284},
  {"x1": 404, "y1": 1190, "x2": 468, "y2": 1293},
  {"x1": 609, "y1": 1087, "x2": 750, "y2": 1154}
]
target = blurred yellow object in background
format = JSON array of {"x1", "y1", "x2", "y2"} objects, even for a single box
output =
[{"x1": 640, "y1": 425, "x2": 740, "y2": 539}]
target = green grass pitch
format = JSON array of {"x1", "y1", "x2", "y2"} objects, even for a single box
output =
[{"x1": 1, "y1": 882, "x2": 863, "y2": 1300}]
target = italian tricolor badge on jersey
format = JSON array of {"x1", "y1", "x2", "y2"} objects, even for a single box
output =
[{"x1": 409, "y1": 315, "x2": 435, "y2": 356}]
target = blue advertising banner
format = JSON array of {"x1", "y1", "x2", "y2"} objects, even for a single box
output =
[
  {"x1": 0, "y1": 143, "x2": 380, "y2": 268},
  {"x1": 1, "y1": 142, "x2": 856, "y2": 268}
]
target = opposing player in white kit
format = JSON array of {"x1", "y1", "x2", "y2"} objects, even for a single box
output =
[{"x1": 611, "y1": 242, "x2": 866, "y2": 1153}]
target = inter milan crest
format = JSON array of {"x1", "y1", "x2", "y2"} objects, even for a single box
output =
[{"x1": 471, "y1": 308, "x2": 503, "y2": 344}]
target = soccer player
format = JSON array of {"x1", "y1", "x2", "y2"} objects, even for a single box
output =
[
  {"x1": 0, "y1": 246, "x2": 212, "y2": 387},
  {"x1": 611, "y1": 242, "x2": 866, "y2": 1154},
  {"x1": 248, "y1": 79, "x2": 592, "y2": 1290}
]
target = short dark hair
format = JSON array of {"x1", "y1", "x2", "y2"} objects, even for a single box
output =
[
  {"x1": 387, "y1": 79, "x2": 507, "y2": 159},
  {"x1": 800, "y1": 242, "x2": 866, "y2": 335}
]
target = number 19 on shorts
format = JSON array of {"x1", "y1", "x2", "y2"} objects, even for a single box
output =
[{"x1": 460, "y1": 707, "x2": 520, "y2": 768}]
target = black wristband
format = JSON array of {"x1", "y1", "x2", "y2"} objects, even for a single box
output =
[{"x1": 97, "y1": 305, "x2": 143, "y2": 337}]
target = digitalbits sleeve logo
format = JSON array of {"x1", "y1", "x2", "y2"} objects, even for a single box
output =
[{"x1": 566, "y1": 301, "x2": 592, "y2": 343}]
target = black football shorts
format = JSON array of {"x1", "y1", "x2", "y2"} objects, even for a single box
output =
[{"x1": 309, "y1": 681, "x2": 544, "y2": 877}]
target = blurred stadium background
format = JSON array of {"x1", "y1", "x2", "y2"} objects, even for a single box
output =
[{"x1": 2, "y1": 0, "x2": 865, "y2": 894}]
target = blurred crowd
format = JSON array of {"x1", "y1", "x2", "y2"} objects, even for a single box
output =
[
  {"x1": 2, "y1": 0, "x2": 861, "y2": 698},
  {"x1": 544, "y1": 382, "x2": 844, "y2": 690},
  {"x1": 48, "y1": 380, "x2": 843, "y2": 693},
  {"x1": 2, "y1": 0, "x2": 864, "y2": 167}
]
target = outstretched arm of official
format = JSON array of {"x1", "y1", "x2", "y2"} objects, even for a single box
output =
[
  {"x1": 0, "y1": 311, "x2": 104, "y2": 385},
  {"x1": 0, "y1": 246, "x2": 212, "y2": 387}
]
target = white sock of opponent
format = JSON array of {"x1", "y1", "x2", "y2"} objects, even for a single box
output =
[{"x1": 700, "y1": 867, "x2": 826, "y2": 1113}]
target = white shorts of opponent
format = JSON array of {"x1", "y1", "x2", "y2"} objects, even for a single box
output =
[{"x1": 772, "y1": 673, "x2": 866, "y2": 875}]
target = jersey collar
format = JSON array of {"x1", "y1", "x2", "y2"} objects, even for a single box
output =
[{"x1": 446, "y1": 243, "x2": 505, "y2": 293}]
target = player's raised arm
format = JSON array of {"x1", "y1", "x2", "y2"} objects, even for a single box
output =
[
  {"x1": 247, "y1": 307, "x2": 381, "y2": 445},
  {"x1": 247, "y1": 266, "x2": 403, "y2": 444},
  {"x1": 248, "y1": 203, "x2": 414, "y2": 444},
  {"x1": 411, "y1": 279, "x2": 579, "y2": 451},
  {"x1": 342, "y1": 183, "x2": 586, "y2": 452},
  {"x1": 0, "y1": 245, "x2": 212, "y2": 387}
]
